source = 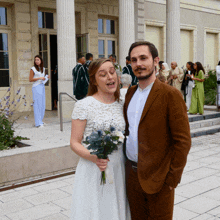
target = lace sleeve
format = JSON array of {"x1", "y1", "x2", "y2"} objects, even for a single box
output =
[{"x1": 71, "y1": 101, "x2": 87, "y2": 120}]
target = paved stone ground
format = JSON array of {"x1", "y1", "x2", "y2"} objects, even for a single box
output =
[{"x1": 0, "y1": 132, "x2": 220, "y2": 219}]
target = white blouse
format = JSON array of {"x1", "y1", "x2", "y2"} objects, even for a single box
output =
[{"x1": 31, "y1": 66, "x2": 45, "y2": 87}]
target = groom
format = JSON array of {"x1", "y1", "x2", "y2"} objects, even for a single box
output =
[{"x1": 124, "y1": 41, "x2": 191, "y2": 220}]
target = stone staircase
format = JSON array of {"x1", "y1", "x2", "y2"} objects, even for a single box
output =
[{"x1": 189, "y1": 111, "x2": 220, "y2": 137}]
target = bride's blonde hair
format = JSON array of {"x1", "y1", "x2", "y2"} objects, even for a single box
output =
[{"x1": 87, "y1": 58, "x2": 120, "y2": 101}]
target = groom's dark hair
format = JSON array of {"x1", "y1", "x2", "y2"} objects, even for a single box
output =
[{"x1": 128, "y1": 41, "x2": 158, "y2": 60}]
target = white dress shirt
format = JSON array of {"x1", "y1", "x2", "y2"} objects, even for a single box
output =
[{"x1": 126, "y1": 82, "x2": 154, "y2": 162}]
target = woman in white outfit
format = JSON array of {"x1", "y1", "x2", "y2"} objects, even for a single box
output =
[
  {"x1": 161, "y1": 62, "x2": 170, "y2": 82},
  {"x1": 120, "y1": 73, "x2": 132, "y2": 103},
  {"x1": 184, "y1": 62, "x2": 195, "y2": 110},
  {"x1": 70, "y1": 58, "x2": 131, "y2": 220},
  {"x1": 29, "y1": 55, "x2": 46, "y2": 128}
]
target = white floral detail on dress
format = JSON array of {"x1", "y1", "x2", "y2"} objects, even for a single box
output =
[{"x1": 72, "y1": 96, "x2": 125, "y2": 146}]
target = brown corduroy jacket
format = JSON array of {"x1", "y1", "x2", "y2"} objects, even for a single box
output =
[{"x1": 124, "y1": 78, "x2": 191, "y2": 194}]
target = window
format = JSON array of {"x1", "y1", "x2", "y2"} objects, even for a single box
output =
[
  {"x1": 98, "y1": 40, "x2": 105, "y2": 58},
  {"x1": 98, "y1": 19, "x2": 103, "y2": 34},
  {"x1": 98, "y1": 18, "x2": 117, "y2": 58},
  {"x1": 106, "y1": 20, "x2": 115, "y2": 34},
  {"x1": 0, "y1": 33, "x2": 9, "y2": 87},
  {"x1": 38, "y1": 11, "x2": 54, "y2": 29},
  {"x1": 76, "y1": 34, "x2": 88, "y2": 59},
  {"x1": 0, "y1": 7, "x2": 7, "y2": 25},
  {"x1": 108, "y1": 40, "x2": 115, "y2": 55}
]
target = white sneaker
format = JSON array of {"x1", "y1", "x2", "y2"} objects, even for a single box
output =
[{"x1": 38, "y1": 124, "x2": 44, "y2": 128}]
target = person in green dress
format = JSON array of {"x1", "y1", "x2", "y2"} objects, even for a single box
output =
[{"x1": 189, "y1": 62, "x2": 205, "y2": 115}]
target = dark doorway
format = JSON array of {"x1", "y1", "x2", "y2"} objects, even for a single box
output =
[{"x1": 50, "y1": 35, "x2": 58, "y2": 110}]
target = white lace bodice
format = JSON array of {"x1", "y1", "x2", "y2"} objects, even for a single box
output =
[
  {"x1": 31, "y1": 66, "x2": 45, "y2": 87},
  {"x1": 72, "y1": 96, "x2": 125, "y2": 144}
]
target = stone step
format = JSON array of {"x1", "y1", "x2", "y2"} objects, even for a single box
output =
[
  {"x1": 204, "y1": 105, "x2": 219, "y2": 111},
  {"x1": 190, "y1": 117, "x2": 220, "y2": 130},
  {"x1": 190, "y1": 124, "x2": 220, "y2": 137},
  {"x1": 188, "y1": 112, "x2": 220, "y2": 122}
]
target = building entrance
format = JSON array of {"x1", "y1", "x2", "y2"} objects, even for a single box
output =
[
  {"x1": 39, "y1": 31, "x2": 57, "y2": 110},
  {"x1": 50, "y1": 35, "x2": 58, "y2": 110}
]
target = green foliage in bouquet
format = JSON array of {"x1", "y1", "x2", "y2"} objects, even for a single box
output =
[
  {"x1": 204, "y1": 70, "x2": 217, "y2": 105},
  {"x1": 83, "y1": 127, "x2": 123, "y2": 184}
]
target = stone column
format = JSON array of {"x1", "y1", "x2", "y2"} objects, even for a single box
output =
[
  {"x1": 166, "y1": 0, "x2": 181, "y2": 65},
  {"x1": 56, "y1": 0, "x2": 76, "y2": 118},
  {"x1": 119, "y1": 0, "x2": 135, "y2": 67}
]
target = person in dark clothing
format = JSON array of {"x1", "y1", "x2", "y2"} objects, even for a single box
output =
[
  {"x1": 84, "y1": 53, "x2": 93, "y2": 72},
  {"x1": 84, "y1": 53, "x2": 93, "y2": 81},
  {"x1": 181, "y1": 62, "x2": 195, "y2": 107},
  {"x1": 52, "y1": 65, "x2": 58, "y2": 109},
  {"x1": 109, "y1": 54, "x2": 122, "y2": 71},
  {"x1": 72, "y1": 55, "x2": 89, "y2": 100},
  {"x1": 122, "y1": 56, "x2": 138, "y2": 86},
  {"x1": 158, "y1": 60, "x2": 164, "y2": 73}
]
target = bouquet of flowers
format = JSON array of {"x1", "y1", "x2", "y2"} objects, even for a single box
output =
[{"x1": 83, "y1": 126, "x2": 124, "y2": 185}]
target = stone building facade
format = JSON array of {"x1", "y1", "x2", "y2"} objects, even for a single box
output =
[{"x1": 0, "y1": 0, "x2": 219, "y2": 112}]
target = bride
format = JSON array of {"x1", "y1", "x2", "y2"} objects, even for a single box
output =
[{"x1": 70, "y1": 58, "x2": 131, "y2": 220}]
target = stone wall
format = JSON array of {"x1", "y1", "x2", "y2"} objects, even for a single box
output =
[
  {"x1": 141, "y1": 0, "x2": 220, "y2": 66},
  {"x1": 83, "y1": 0, "x2": 119, "y2": 58},
  {"x1": 1, "y1": 0, "x2": 219, "y2": 111},
  {"x1": 0, "y1": 0, "x2": 120, "y2": 111}
]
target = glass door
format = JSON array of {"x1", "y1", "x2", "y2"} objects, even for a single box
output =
[
  {"x1": 76, "y1": 34, "x2": 88, "y2": 59},
  {"x1": 0, "y1": 33, "x2": 9, "y2": 87},
  {"x1": 39, "y1": 32, "x2": 52, "y2": 110}
]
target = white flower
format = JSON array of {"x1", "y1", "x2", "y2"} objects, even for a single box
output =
[{"x1": 115, "y1": 131, "x2": 124, "y2": 142}]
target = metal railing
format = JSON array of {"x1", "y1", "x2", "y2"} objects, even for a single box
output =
[{"x1": 59, "y1": 92, "x2": 77, "y2": 131}]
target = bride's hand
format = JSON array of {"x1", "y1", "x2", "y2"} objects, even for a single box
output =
[{"x1": 95, "y1": 158, "x2": 110, "y2": 172}]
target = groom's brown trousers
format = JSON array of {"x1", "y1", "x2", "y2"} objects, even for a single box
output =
[{"x1": 126, "y1": 160, "x2": 174, "y2": 220}]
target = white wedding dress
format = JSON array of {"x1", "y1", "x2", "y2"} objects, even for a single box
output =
[{"x1": 70, "y1": 96, "x2": 131, "y2": 220}]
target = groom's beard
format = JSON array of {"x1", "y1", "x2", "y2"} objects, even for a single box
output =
[{"x1": 135, "y1": 64, "x2": 155, "y2": 81}]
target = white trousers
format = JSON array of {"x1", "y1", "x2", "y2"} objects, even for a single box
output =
[
  {"x1": 186, "y1": 81, "x2": 194, "y2": 110},
  {"x1": 32, "y1": 84, "x2": 45, "y2": 127}
]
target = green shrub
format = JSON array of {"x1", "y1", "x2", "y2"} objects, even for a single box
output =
[
  {"x1": 204, "y1": 70, "x2": 217, "y2": 105},
  {"x1": 0, "y1": 88, "x2": 31, "y2": 150}
]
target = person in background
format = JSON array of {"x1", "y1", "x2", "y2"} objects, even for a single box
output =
[
  {"x1": 72, "y1": 54, "x2": 89, "y2": 100},
  {"x1": 158, "y1": 61, "x2": 164, "y2": 74},
  {"x1": 156, "y1": 70, "x2": 166, "y2": 83},
  {"x1": 109, "y1": 54, "x2": 122, "y2": 71},
  {"x1": 122, "y1": 56, "x2": 138, "y2": 86},
  {"x1": 216, "y1": 61, "x2": 220, "y2": 110},
  {"x1": 155, "y1": 60, "x2": 164, "y2": 78},
  {"x1": 168, "y1": 61, "x2": 184, "y2": 96},
  {"x1": 181, "y1": 62, "x2": 195, "y2": 110},
  {"x1": 161, "y1": 63, "x2": 170, "y2": 82},
  {"x1": 189, "y1": 62, "x2": 205, "y2": 115},
  {"x1": 120, "y1": 73, "x2": 132, "y2": 102},
  {"x1": 52, "y1": 65, "x2": 58, "y2": 110},
  {"x1": 29, "y1": 55, "x2": 48, "y2": 128},
  {"x1": 84, "y1": 53, "x2": 93, "y2": 74}
]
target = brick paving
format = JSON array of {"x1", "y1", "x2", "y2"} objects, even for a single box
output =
[{"x1": 0, "y1": 132, "x2": 220, "y2": 219}]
